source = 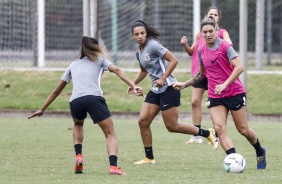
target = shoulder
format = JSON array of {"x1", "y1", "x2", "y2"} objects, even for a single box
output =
[
  {"x1": 147, "y1": 38, "x2": 163, "y2": 48},
  {"x1": 217, "y1": 28, "x2": 228, "y2": 38},
  {"x1": 220, "y1": 39, "x2": 231, "y2": 48}
]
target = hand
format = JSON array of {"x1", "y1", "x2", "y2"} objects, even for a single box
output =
[
  {"x1": 127, "y1": 86, "x2": 144, "y2": 97},
  {"x1": 28, "y1": 109, "x2": 44, "y2": 119},
  {"x1": 133, "y1": 87, "x2": 144, "y2": 97},
  {"x1": 215, "y1": 83, "x2": 227, "y2": 95},
  {"x1": 154, "y1": 78, "x2": 165, "y2": 88},
  {"x1": 172, "y1": 82, "x2": 186, "y2": 90},
  {"x1": 181, "y1": 36, "x2": 188, "y2": 45},
  {"x1": 127, "y1": 86, "x2": 134, "y2": 94}
]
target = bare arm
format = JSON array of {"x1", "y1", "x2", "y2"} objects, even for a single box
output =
[
  {"x1": 223, "y1": 31, "x2": 233, "y2": 45},
  {"x1": 127, "y1": 64, "x2": 147, "y2": 95},
  {"x1": 181, "y1": 32, "x2": 200, "y2": 56},
  {"x1": 172, "y1": 67, "x2": 206, "y2": 90},
  {"x1": 133, "y1": 65, "x2": 148, "y2": 85},
  {"x1": 108, "y1": 64, "x2": 144, "y2": 96},
  {"x1": 154, "y1": 50, "x2": 178, "y2": 87},
  {"x1": 28, "y1": 80, "x2": 67, "y2": 119},
  {"x1": 215, "y1": 56, "x2": 243, "y2": 94}
]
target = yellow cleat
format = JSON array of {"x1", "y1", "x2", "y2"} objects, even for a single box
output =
[
  {"x1": 207, "y1": 128, "x2": 219, "y2": 150},
  {"x1": 134, "y1": 157, "x2": 155, "y2": 164}
]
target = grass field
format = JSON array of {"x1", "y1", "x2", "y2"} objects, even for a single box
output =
[
  {"x1": 0, "y1": 70, "x2": 282, "y2": 114},
  {"x1": 0, "y1": 116, "x2": 281, "y2": 184}
]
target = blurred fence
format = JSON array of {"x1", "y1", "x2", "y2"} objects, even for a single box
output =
[{"x1": 0, "y1": 0, "x2": 282, "y2": 70}]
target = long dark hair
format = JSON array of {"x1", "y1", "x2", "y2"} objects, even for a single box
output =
[
  {"x1": 131, "y1": 20, "x2": 160, "y2": 40},
  {"x1": 79, "y1": 36, "x2": 105, "y2": 62}
]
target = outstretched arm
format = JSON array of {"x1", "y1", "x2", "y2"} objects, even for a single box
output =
[
  {"x1": 172, "y1": 68, "x2": 206, "y2": 90},
  {"x1": 108, "y1": 64, "x2": 144, "y2": 97},
  {"x1": 28, "y1": 80, "x2": 67, "y2": 119}
]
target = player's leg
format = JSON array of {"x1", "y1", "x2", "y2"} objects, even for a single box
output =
[
  {"x1": 209, "y1": 105, "x2": 235, "y2": 154},
  {"x1": 160, "y1": 86, "x2": 217, "y2": 149},
  {"x1": 134, "y1": 101, "x2": 160, "y2": 164},
  {"x1": 231, "y1": 107, "x2": 266, "y2": 169},
  {"x1": 98, "y1": 117, "x2": 126, "y2": 175},
  {"x1": 70, "y1": 97, "x2": 87, "y2": 174},
  {"x1": 187, "y1": 87, "x2": 206, "y2": 144},
  {"x1": 161, "y1": 107, "x2": 217, "y2": 149},
  {"x1": 72, "y1": 118, "x2": 85, "y2": 174}
]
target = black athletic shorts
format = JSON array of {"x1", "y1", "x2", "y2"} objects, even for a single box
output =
[
  {"x1": 145, "y1": 86, "x2": 181, "y2": 111},
  {"x1": 206, "y1": 93, "x2": 246, "y2": 111},
  {"x1": 69, "y1": 95, "x2": 111, "y2": 124},
  {"x1": 192, "y1": 77, "x2": 208, "y2": 90}
]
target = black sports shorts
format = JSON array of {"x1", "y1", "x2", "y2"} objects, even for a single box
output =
[
  {"x1": 192, "y1": 77, "x2": 208, "y2": 90},
  {"x1": 145, "y1": 86, "x2": 181, "y2": 111},
  {"x1": 206, "y1": 93, "x2": 246, "y2": 111},
  {"x1": 70, "y1": 95, "x2": 111, "y2": 124}
]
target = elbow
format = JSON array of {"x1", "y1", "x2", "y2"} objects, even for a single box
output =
[
  {"x1": 52, "y1": 89, "x2": 61, "y2": 96},
  {"x1": 112, "y1": 67, "x2": 122, "y2": 74},
  {"x1": 239, "y1": 65, "x2": 244, "y2": 74}
]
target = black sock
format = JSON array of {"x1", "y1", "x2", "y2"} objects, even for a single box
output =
[
  {"x1": 74, "y1": 144, "x2": 82, "y2": 155},
  {"x1": 109, "y1": 155, "x2": 117, "y2": 166},
  {"x1": 252, "y1": 138, "x2": 264, "y2": 157},
  {"x1": 226, "y1": 148, "x2": 236, "y2": 155},
  {"x1": 145, "y1": 147, "x2": 154, "y2": 159},
  {"x1": 193, "y1": 125, "x2": 201, "y2": 136},
  {"x1": 214, "y1": 127, "x2": 218, "y2": 137},
  {"x1": 197, "y1": 128, "x2": 210, "y2": 138}
]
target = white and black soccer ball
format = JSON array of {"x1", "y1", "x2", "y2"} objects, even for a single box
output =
[{"x1": 223, "y1": 153, "x2": 246, "y2": 173}]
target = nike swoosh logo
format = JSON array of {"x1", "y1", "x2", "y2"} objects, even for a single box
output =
[
  {"x1": 211, "y1": 57, "x2": 219, "y2": 64},
  {"x1": 163, "y1": 104, "x2": 169, "y2": 107}
]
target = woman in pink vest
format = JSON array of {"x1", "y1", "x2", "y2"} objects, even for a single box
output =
[
  {"x1": 181, "y1": 6, "x2": 232, "y2": 144},
  {"x1": 173, "y1": 17, "x2": 266, "y2": 170}
]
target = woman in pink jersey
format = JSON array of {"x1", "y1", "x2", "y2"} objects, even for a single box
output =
[
  {"x1": 181, "y1": 6, "x2": 232, "y2": 144},
  {"x1": 173, "y1": 17, "x2": 266, "y2": 170}
]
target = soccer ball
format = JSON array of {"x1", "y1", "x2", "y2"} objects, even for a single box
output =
[{"x1": 223, "y1": 153, "x2": 246, "y2": 173}]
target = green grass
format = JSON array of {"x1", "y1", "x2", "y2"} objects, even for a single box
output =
[
  {"x1": 0, "y1": 117, "x2": 281, "y2": 184},
  {"x1": 0, "y1": 70, "x2": 281, "y2": 114}
]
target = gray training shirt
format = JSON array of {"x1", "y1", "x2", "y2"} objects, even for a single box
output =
[
  {"x1": 135, "y1": 38, "x2": 177, "y2": 94},
  {"x1": 61, "y1": 56, "x2": 113, "y2": 102}
]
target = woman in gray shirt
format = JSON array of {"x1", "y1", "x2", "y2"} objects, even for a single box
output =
[
  {"x1": 130, "y1": 20, "x2": 218, "y2": 165},
  {"x1": 28, "y1": 36, "x2": 143, "y2": 175}
]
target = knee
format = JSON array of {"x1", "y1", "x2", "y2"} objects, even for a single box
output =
[
  {"x1": 165, "y1": 124, "x2": 177, "y2": 133},
  {"x1": 138, "y1": 118, "x2": 148, "y2": 128},
  {"x1": 191, "y1": 98, "x2": 201, "y2": 108},
  {"x1": 237, "y1": 126, "x2": 249, "y2": 136},
  {"x1": 214, "y1": 125, "x2": 225, "y2": 135}
]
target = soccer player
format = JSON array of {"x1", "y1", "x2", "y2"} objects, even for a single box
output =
[
  {"x1": 181, "y1": 6, "x2": 232, "y2": 144},
  {"x1": 172, "y1": 17, "x2": 266, "y2": 169},
  {"x1": 129, "y1": 20, "x2": 218, "y2": 165},
  {"x1": 28, "y1": 36, "x2": 144, "y2": 175}
]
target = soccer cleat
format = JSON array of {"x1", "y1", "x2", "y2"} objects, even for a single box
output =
[
  {"x1": 109, "y1": 166, "x2": 127, "y2": 175},
  {"x1": 74, "y1": 154, "x2": 84, "y2": 174},
  {"x1": 207, "y1": 128, "x2": 219, "y2": 150},
  {"x1": 185, "y1": 135, "x2": 203, "y2": 144},
  {"x1": 257, "y1": 147, "x2": 266, "y2": 169},
  {"x1": 134, "y1": 157, "x2": 155, "y2": 164}
]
